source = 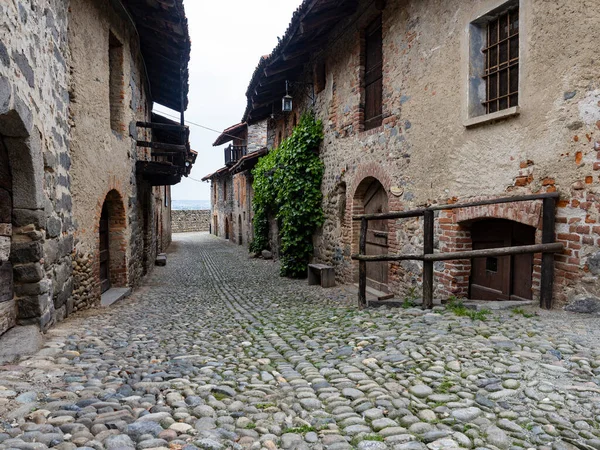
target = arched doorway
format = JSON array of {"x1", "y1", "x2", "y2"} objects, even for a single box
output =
[
  {"x1": 99, "y1": 190, "x2": 127, "y2": 293},
  {"x1": 238, "y1": 215, "x2": 243, "y2": 245},
  {"x1": 225, "y1": 216, "x2": 230, "y2": 240},
  {"x1": 1, "y1": 102, "x2": 49, "y2": 333},
  {"x1": 353, "y1": 177, "x2": 389, "y2": 292},
  {"x1": 470, "y1": 219, "x2": 535, "y2": 301}
]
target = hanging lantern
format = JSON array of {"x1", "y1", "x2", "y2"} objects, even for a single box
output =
[
  {"x1": 282, "y1": 94, "x2": 293, "y2": 112},
  {"x1": 282, "y1": 80, "x2": 293, "y2": 112}
]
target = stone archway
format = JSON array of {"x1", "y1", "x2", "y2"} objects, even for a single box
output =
[
  {"x1": 352, "y1": 176, "x2": 389, "y2": 292},
  {"x1": 98, "y1": 190, "x2": 127, "y2": 293},
  {"x1": 0, "y1": 90, "x2": 50, "y2": 334}
]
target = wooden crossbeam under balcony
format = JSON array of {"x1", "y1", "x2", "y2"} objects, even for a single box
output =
[
  {"x1": 136, "y1": 121, "x2": 188, "y2": 132},
  {"x1": 136, "y1": 141, "x2": 187, "y2": 152}
]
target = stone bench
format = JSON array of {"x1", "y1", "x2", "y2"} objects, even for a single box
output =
[{"x1": 308, "y1": 263, "x2": 335, "y2": 288}]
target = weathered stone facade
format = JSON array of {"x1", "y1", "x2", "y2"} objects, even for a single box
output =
[
  {"x1": 0, "y1": 0, "x2": 191, "y2": 335},
  {"x1": 172, "y1": 210, "x2": 210, "y2": 233},
  {"x1": 244, "y1": 0, "x2": 600, "y2": 307}
]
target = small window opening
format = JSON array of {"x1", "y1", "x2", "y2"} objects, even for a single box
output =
[
  {"x1": 109, "y1": 31, "x2": 124, "y2": 134},
  {"x1": 363, "y1": 15, "x2": 383, "y2": 131},
  {"x1": 486, "y1": 257, "x2": 498, "y2": 273},
  {"x1": 315, "y1": 61, "x2": 326, "y2": 93}
]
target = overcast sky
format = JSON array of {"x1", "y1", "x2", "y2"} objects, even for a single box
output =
[{"x1": 156, "y1": 0, "x2": 303, "y2": 202}]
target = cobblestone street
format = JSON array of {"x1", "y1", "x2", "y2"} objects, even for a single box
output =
[{"x1": 1, "y1": 233, "x2": 600, "y2": 450}]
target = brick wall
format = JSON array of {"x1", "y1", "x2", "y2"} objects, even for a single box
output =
[{"x1": 172, "y1": 210, "x2": 210, "y2": 233}]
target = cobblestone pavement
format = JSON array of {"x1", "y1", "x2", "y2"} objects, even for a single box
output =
[{"x1": 1, "y1": 232, "x2": 600, "y2": 450}]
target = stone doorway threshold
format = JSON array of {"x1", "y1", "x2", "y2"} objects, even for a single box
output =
[
  {"x1": 342, "y1": 285, "x2": 535, "y2": 310},
  {"x1": 101, "y1": 287, "x2": 131, "y2": 307}
]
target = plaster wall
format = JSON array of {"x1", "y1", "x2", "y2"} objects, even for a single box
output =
[
  {"x1": 279, "y1": 0, "x2": 600, "y2": 305},
  {"x1": 68, "y1": 0, "x2": 167, "y2": 309}
]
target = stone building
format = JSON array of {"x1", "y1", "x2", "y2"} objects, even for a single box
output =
[
  {"x1": 203, "y1": 121, "x2": 267, "y2": 247},
  {"x1": 0, "y1": 0, "x2": 195, "y2": 336},
  {"x1": 242, "y1": 0, "x2": 600, "y2": 307}
]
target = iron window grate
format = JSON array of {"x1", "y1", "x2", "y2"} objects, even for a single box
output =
[{"x1": 483, "y1": 8, "x2": 519, "y2": 114}]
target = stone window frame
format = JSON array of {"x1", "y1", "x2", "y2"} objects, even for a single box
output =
[{"x1": 464, "y1": 0, "x2": 523, "y2": 128}]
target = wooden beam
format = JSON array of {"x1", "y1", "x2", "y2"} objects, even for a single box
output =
[
  {"x1": 422, "y1": 210, "x2": 434, "y2": 309},
  {"x1": 136, "y1": 141, "x2": 187, "y2": 152},
  {"x1": 264, "y1": 55, "x2": 309, "y2": 77},
  {"x1": 351, "y1": 243, "x2": 564, "y2": 263},
  {"x1": 299, "y1": 4, "x2": 357, "y2": 35},
  {"x1": 424, "y1": 243, "x2": 564, "y2": 262},
  {"x1": 353, "y1": 209, "x2": 427, "y2": 221},
  {"x1": 540, "y1": 197, "x2": 556, "y2": 309},
  {"x1": 136, "y1": 121, "x2": 188, "y2": 132},
  {"x1": 359, "y1": 218, "x2": 368, "y2": 309}
]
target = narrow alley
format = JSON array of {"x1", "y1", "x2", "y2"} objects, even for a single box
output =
[{"x1": 0, "y1": 233, "x2": 599, "y2": 450}]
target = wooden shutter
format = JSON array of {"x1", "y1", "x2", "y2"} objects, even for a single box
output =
[{"x1": 364, "y1": 16, "x2": 383, "y2": 130}]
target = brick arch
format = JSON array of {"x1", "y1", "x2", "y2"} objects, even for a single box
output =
[
  {"x1": 437, "y1": 199, "x2": 544, "y2": 299},
  {"x1": 454, "y1": 199, "x2": 542, "y2": 228},
  {"x1": 348, "y1": 162, "x2": 393, "y2": 202},
  {"x1": 96, "y1": 188, "x2": 128, "y2": 291}
]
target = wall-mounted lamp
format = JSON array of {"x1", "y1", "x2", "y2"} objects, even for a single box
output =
[
  {"x1": 282, "y1": 79, "x2": 314, "y2": 112},
  {"x1": 282, "y1": 80, "x2": 293, "y2": 112}
]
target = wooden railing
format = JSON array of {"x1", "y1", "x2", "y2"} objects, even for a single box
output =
[
  {"x1": 352, "y1": 192, "x2": 563, "y2": 310},
  {"x1": 225, "y1": 145, "x2": 247, "y2": 166}
]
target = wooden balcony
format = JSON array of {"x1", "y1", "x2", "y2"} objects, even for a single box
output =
[
  {"x1": 224, "y1": 145, "x2": 247, "y2": 166},
  {"x1": 135, "y1": 114, "x2": 196, "y2": 186}
]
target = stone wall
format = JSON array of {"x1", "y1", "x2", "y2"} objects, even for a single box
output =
[
  {"x1": 247, "y1": 121, "x2": 267, "y2": 153},
  {"x1": 0, "y1": 0, "x2": 174, "y2": 336},
  {"x1": 172, "y1": 210, "x2": 210, "y2": 233},
  {"x1": 267, "y1": 0, "x2": 600, "y2": 307},
  {"x1": 210, "y1": 175, "x2": 235, "y2": 239},
  {"x1": 1, "y1": 0, "x2": 73, "y2": 331}
]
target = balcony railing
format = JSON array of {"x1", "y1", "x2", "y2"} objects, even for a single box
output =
[{"x1": 225, "y1": 145, "x2": 247, "y2": 166}]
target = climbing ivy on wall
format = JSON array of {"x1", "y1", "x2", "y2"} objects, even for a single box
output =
[{"x1": 250, "y1": 112, "x2": 324, "y2": 278}]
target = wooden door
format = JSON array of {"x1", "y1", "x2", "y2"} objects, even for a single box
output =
[
  {"x1": 363, "y1": 180, "x2": 388, "y2": 291},
  {"x1": 510, "y1": 222, "x2": 535, "y2": 300},
  {"x1": 99, "y1": 203, "x2": 110, "y2": 294},
  {"x1": 470, "y1": 219, "x2": 534, "y2": 301}
]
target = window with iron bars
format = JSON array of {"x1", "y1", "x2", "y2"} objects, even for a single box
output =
[{"x1": 483, "y1": 7, "x2": 519, "y2": 114}]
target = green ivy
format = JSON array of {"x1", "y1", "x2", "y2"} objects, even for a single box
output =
[{"x1": 250, "y1": 112, "x2": 324, "y2": 278}]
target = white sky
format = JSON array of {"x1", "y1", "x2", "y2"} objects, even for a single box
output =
[{"x1": 157, "y1": 0, "x2": 303, "y2": 201}]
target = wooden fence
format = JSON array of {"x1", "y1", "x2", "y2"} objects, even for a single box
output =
[{"x1": 352, "y1": 192, "x2": 563, "y2": 309}]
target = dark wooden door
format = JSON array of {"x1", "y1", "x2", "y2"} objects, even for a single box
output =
[
  {"x1": 364, "y1": 180, "x2": 388, "y2": 291},
  {"x1": 470, "y1": 219, "x2": 534, "y2": 301},
  {"x1": 99, "y1": 203, "x2": 110, "y2": 294},
  {"x1": 510, "y1": 222, "x2": 535, "y2": 301}
]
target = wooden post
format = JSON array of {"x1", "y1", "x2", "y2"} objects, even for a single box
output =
[
  {"x1": 540, "y1": 197, "x2": 556, "y2": 310},
  {"x1": 422, "y1": 210, "x2": 434, "y2": 309},
  {"x1": 359, "y1": 218, "x2": 368, "y2": 309}
]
